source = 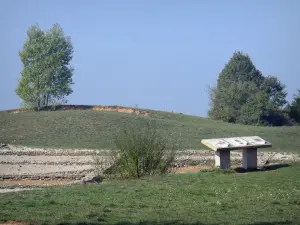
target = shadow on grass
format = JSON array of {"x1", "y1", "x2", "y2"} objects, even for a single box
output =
[
  {"x1": 234, "y1": 163, "x2": 290, "y2": 173},
  {"x1": 199, "y1": 164, "x2": 291, "y2": 175},
  {"x1": 249, "y1": 222, "x2": 292, "y2": 225},
  {"x1": 56, "y1": 220, "x2": 294, "y2": 225}
]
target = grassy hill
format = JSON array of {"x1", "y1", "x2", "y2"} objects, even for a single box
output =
[{"x1": 1, "y1": 106, "x2": 300, "y2": 152}]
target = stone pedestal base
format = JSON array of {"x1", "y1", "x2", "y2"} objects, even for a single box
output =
[
  {"x1": 242, "y1": 148, "x2": 257, "y2": 169},
  {"x1": 215, "y1": 150, "x2": 230, "y2": 169}
]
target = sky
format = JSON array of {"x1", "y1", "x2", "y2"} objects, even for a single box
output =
[{"x1": 0, "y1": 0, "x2": 299, "y2": 117}]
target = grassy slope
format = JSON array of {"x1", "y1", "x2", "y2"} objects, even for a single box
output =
[
  {"x1": 1, "y1": 163, "x2": 300, "y2": 224},
  {"x1": 1, "y1": 109, "x2": 300, "y2": 152}
]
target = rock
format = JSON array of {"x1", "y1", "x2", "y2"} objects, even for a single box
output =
[
  {"x1": 0, "y1": 143, "x2": 7, "y2": 148},
  {"x1": 83, "y1": 174, "x2": 103, "y2": 184}
]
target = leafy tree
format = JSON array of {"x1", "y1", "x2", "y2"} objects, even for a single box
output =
[
  {"x1": 216, "y1": 51, "x2": 264, "y2": 88},
  {"x1": 239, "y1": 89, "x2": 270, "y2": 125},
  {"x1": 209, "y1": 81, "x2": 260, "y2": 123},
  {"x1": 261, "y1": 75, "x2": 287, "y2": 108},
  {"x1": 289, "y1": 89, "x2": 300, "y2": 123},
  {"x1": 16, "y1": 23, "x2": 74, "y2": 111},
  {"x1": 209, "y1": 51, "x2": 288, "y2": 126}
]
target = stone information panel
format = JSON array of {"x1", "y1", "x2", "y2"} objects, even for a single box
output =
[
  {"x1": 201, "y1": 136, "x2": 272, "y2": 169},
  {"x1": 222, "y1": 137, "x2": 248, "y2": 148},
  {"x1": 201, "y1": 136, "x2": 271, "y2": 151},
  {"x1": 201, "y1": 139, "x2": 229, "y2": 151},
  {"x1": 240, "y1": 136, "x2": 267, "y2": 145}
]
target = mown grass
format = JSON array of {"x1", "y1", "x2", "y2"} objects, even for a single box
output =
[
  {"x1": 1, "y1": 109, "x2": 300, "y2": 152},
  {"x1": 1, "y1": 162, "x2": 300, "y2": 225}
]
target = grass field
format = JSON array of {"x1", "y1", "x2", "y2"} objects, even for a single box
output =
[
  {"x1": 1, "y1": 108, "x2": 300, "y2": 152},
  {"x1": 1, "y1": 162, "x2": 300, "y2": 225}
]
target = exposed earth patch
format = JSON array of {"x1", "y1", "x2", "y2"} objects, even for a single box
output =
[{"x1": 1, "y1": 144, "x2": 299, "y2": 193}]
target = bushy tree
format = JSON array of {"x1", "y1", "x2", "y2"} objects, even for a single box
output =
[
  {"x1": 216, "y1": 51, "x2": 264, "y2": 88},
  {"x1": 261, "y1": 75, "x2": 287, "y2": 108},
  {"x1": 16, "y1": 23, "x2": 74, "y2": 111},
  {"x1": 209, "y1": 51, "x2": 288, "y2": 126},
  {"x1": 289, "y1": 89, "x2": 300, "y2": 123}
]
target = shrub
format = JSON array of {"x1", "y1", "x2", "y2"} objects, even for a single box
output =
[
  {"x1": 51, "y1": 99, "x2": 67, "y2": 111},
  {"x1": 289, "y1": 89, "x2": 300, "y2": 124},
  {"x1": 92, "y1": 154, "x2": 108, "y2": 177},
  {"x1": 20, "y1": 100, "x2": 37, "y2": 111},
  {"x1": 109, "y1": 119, "x2": 178, "y2": 179}
]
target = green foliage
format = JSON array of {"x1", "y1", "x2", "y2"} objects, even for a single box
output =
[
  {"x1": 15, "y1": 23, "x2": 74, "y2": 111},
  {"x1": 216, "y1": 51, "x2": 264, "y2": 88},
  {"x1": 92, "y1": 153, "x2": 109, "y2": 177},
  {"x1": 261, "y1": 75, "x2": 287, "y2": 108},
  {"x1": 50, "y1": 98, "x2": 68, "y2": 111},
  {"x1": 20, "y1": 100, "x2": 37, "y2": 110},
  {"x1": 239, "y1": 90, "x2": 269, "y2": 125},
  {"x1": 289, "y1": 89, "x2": 300, "y2": 123},
  {"x1": 209, "y1": 51, "x2": 288, "y2": 126},
  {"x1": 111, "y1": 119, "x2": 177, "y2": 179},
  {"x1": 209, "y1": 81, "x2": 261, "y2": 123}
]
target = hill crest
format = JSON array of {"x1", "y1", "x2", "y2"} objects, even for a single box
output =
[{"x1": 6, "y1": 104, "x2": 152, "y2": 116}]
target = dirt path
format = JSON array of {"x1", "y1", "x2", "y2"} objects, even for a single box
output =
[
  {"x1": 1, "y1": 144, "x2": 299, "y2": 193},
  {"x1": 0, "y1": 155, "x2": 94, "y2": 164}
]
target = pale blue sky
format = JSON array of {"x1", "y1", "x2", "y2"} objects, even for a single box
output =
[{"x1": 1, "y1": 0, "x2": 299, "y2": 116}]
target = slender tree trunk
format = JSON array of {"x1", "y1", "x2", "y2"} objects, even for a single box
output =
[
  {"x1": 36, "y1": 77, "x2": 40, "y2": 112},
  {"x1": 37, "y1": 98, "x2": 40, "y2": 112},
  {"x1": 43, "y1": 94, "x2": 46, "y2": 107},
  {"x1": 46, "y1": 93, "x2": 50, "y2": 107},
  {"x1": 47, "y1": 76, "x2": 53, "y2": 108}
]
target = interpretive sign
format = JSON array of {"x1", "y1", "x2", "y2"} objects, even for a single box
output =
[
  {"x1": 201, "y1": 136, "x2": 271, "y2": 151},
  {"x1": 201, "y1": 136, "x2": 272, "y2": 169},
  {"x1": 200, "y1": 138, "x2": 229, "y2": 150},
  {"x1": 223, "y1": 137, "x2": 248, "y2": 148},
  {"x1": 240, "y1": 136, "x2": 266, "y2": 145}
]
